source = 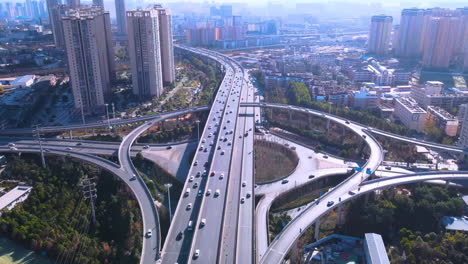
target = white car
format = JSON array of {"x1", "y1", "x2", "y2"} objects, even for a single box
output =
[
  {"x1": 143, "y1": 145, "x2": 150, "y2": 149},
  {"x1": 189, "y1": 176, "x2": 194, "y2": 182},
  {"x1": 242, "y1": 181, "x2": 247, "y2": 187},
  {"x1": 186, "y1": 203, "x2": 192, "y2": 210},
  {"x1": 214, "y1": 189, "x2": 220, "y2": 197},
  {"x1": 206, "y1": 189, "x2": 211, "y2": 196},
  {"x1": 193, "y1": 249, "x2": 200, "y2": 259},
  {"x1": 146, "y1": 229, "x2": 152, "y2": 238}
]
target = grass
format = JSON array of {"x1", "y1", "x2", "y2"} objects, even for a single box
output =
[
  {"x1": 0, "y1": 237, "x2": 52, "y2": 264},
  {"x1": 272, "y1": 187, "x2": 330, "y2": 212}
]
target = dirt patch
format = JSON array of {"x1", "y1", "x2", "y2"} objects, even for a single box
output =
[{"x1": 254, "y1": 139, "x2": 298, "y2": 183}]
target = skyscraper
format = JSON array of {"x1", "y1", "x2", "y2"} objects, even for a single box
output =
[
  {"x1": 395, "y1": 8, "x2": 424, "y2": 57},
  {"x1": 126, "y1": 7, "x2": 164, "y2": 98},
  {"x1": 62, "y1": 6, "x2": 115, "y2": 116},
  {"x1": 115, "y1": 0, "x2": 126, "y2": 35},
  {"x1": 368, "y1": 15, "x2": 393, "y2": 56},
  {"x1": 422, "y1": 16, "x2": 460, "y2": 69},
  {"x1": 154, "y1": 4, "x2": 175, "y2": 84},
  {"x1": 66, "y1": 0, "x2": 80, "y2": 7},
  {"x1": 92, "y1": 0, "x2": 103, "y2": 8},
  {"x1": 46, "y1": 0, "x2": 66, "y2": 48}
]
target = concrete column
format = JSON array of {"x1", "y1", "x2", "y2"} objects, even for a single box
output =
[
  {"x1": 337, "y1": 205, "x2": 343, "y2": 226},
  {"x1": 288, "y1": 110, "x2": 292, "y2": 121},
  {"x1": 92, "y1": 128, "x2": 95, "y2": 136},
  {"x1": 69, "y1": 130, "x2": 73, "y2": 139},
  {"x1": 445, "y1": 180, "x2": 449, "y2": 189},
  {"x1": 268, "y1": 108, "x2": 273, "y2": 120},
  {"x1": 314, "y1": 218, "x2": 321, "y2": 240},
  {"x1": 308, "y1": 114, "x2": 312, "y2": 126},
  {"x1": 364, "y1": 192, "x2": 370, "y2": 205}
]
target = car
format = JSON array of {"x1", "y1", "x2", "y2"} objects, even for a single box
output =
[
  {"x1": 8, "y1": 143, "x2": 15, "y2": 147},
  {"x1": 323, "y1": 155, "x2": 328, "y2": 159},
  {"x1": 240, "y1": 197, "x2": 245, "y2": 203},
  {"x1": 144, "y1": 145, "x2": 150, "y2": 149},
  {"x1": 166, "y1": 146, "x2": 172, "y2": 150},
  {"x1": 189, "y1": 176, "x2": 194, "y2": 182},
  {"x1": 214, "y1": 189, "x2": 220, "y2": 197},
  {"x1": 242, "y1": 181, "x2": 247, "y2": 187},
  {"x1": 199, "y1": 146, "x2": 204, "y2": 151},
  {"x1": 204, "y1": 161, "x2": 209, "y2": 167},
  {"x1": 219, "y1": 173, "x2": 224, "y2": 179},
  {"x1": 345, "y1": 120, "x2": 350, "y2": 124},
  {"x1": 282, "y1": 179, "x2": 289, "y2": 184},
  {"x1": 76, "y1": 142, "x2": 82, "y2": 146},
  {"x1": 221, "y1": 150, "x2": 225, "y2": 155},
  {"x1": 196, "y1": 171, "x2": 201, "y2": 177},
  {"x1": 327, "y1": 201, "x2": 334, "y2": 207},
  {"x1": 204, "y1": 148, "x2": 208, "y2": 152},
  {"x1": 194, "y1": 160, "x2": 198, "y2": 166},
  {"x1": 308, "y1": 175, "x2": 315, "y2": 179},
  {"x1": 146, "y1": 229, "x2": 152, "y2": 238},
  {"x1": 201, "y1": 139, "x2": 206, "y2": 143},
  {"x1": 246, "y1": 192, "x2": 251, "y2": 198},
  {"x1": 217, "y1": 146, "x2": 221, "y2": 150},
  {"x1": 130, "y1": 174, "x2": 137, "y2": 181},
  {"x1": 198, "y1": 189, "x2": 204, "y2": 197},
  {"x1": 314, "y1": 199, "x2": 320, "y2": 205},
  {"x1": 176, "y1": 231, "x2": 183, "y2": 240},
  {"x1": 206, "y1": 189, "x2": 211, "y2": 196},
  {"x1": 187, "y1": 220, "x2": 193, "y2": 231},
  {"x1": 227, "y1": 141, "x2": 232, "y2": 146},
  {"x1": 210, "y1": 171, "x2": 215, "y2": 177},
  {"x1": 193, "y1": 249, "x2": 200, "y2": 259},
  {"x1": 254, "y1": 184, "x2": 258, "y2": 188},
  {"x1": 193, "y1": 182, "x2": 198, "y2": 188},
  {"x1": 184, "y1": 188, "x2": 190, "y2": 197},
  {"x1": 186, "y1": 203, "x2": 192, "y2": 210},
  {"x1": 385, "y1": 166, "x2": 392, "y2": 170},
  {"x1": 66, "y1": 147, "x2": 73, "y2": 150},
  {"x1": 9, "y1": 147, "x2": 17, "y2": 151},
  {"x1": 362, "y1": 134, "x2": 367, "y2": 139}
]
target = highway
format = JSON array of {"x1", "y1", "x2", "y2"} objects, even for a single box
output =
[{"x1": 162, "y1": 45, "x2": 246, "y2": 263}]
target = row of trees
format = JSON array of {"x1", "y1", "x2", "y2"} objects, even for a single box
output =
[{"x1": 0, "y1": 154, "x2": 142, "y2": 263}]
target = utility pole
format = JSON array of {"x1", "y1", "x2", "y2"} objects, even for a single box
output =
[
  {"x1": 105, "y1": 103, "x2": 111, "y2": 130},
  {"x1": 80, "y1": 175, "x2": 97, "y2": 225},
  {"x1": 34, "y1": 125, "x2": 46, "y2": 168}
]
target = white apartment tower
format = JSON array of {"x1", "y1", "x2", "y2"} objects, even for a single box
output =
[
  {"x1": 127, "y1": 5, "x2": 174, "y2": 99},
  {"x1": 154, "y1": 5, "x2": 175, "y2": 84},
  {"x1": 62, "y1": 6, "x2": 115, "y2": 117}
]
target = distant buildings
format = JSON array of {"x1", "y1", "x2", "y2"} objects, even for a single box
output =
[
  {"x1": 127, "y1": 5, "x2": 174, "y2": 99},
  {"x1": 368, "y1": 15, "x2": 393, "y2": 56},
  {"x1": 422, "y1": 16, "x2": 460, "y2": 69},
  {"x1": 411, "y1": 81, "x2": 468, "y2": 110},
  {"x1": 62, "y1": 6, "x2": 114, "y2": 116},
  {"x1": 351, "y1": 87, "x2": 380, "y2": 109},
  {"x1": 395, "y1": 8, "x2": 424, "y2": 57},
  {"x1": 394, "y1": 97, "x2": 427, "y2": 132},
  {"x1": 457, "y1": 104, "x2": 468, "y2": 148},
  {"x1": 46, "y1": 0, "x2": 66, "y2": 49},
  {"x1": 115, "y1": 0, "x2": 127, "y2": 35}
]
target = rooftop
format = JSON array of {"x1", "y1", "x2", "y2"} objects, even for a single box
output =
[
  {"x1": 427, "y1": 106, "x2": 457, "y2": 121},
  {"x1": 442, "y1": 216, "x2": 468, "y2": 232},
  {"x1": 0, "y1": 186, "x2": 33, "y2": 211},
  {"x1": 396, "y1": 97, "x2": 426, "y2": 114}
]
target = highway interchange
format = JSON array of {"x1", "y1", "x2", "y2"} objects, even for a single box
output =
[{"x1": 1, "y1": 45, "x2": 468, "y2": 264}]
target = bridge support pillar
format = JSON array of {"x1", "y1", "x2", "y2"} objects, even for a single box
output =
[
  {"x1": 288, "y1": 110, "x2": 292, "y2": 121},
  {"x1": 69, "y1": 130, "x2": 73, "y2": 139},
  {"x1": 445, "y1": 180, "x2": 449, "y2": 189},
  {"x1": 308, "y1": 115, "x2": 311, "y2": 126},
  {"x1": 268, "y1": 108, "x2": 273, "y2": 120},
  {"x1": 337, "y1": 205, "x2": 343, "y2": 226},
  {"x1": 314, "y1": 218, "x2": 321, "y2": 240},
  {"x1": 92, "y1": 128, "x2": 95, "y2": 136}
]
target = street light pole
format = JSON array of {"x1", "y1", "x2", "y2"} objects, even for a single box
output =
[
  {"x1": 196, "y1": 120, "x2": 200, "y2": 142},
  {"x1": 111, "y1": 102, "x2": 116, "y2": 119},
  {"x1": 105, "y1": 103, "x2": 110, "y2": 130},
  {"x1": 164, "y1": 183, "x2": 173, "y2": 223}
]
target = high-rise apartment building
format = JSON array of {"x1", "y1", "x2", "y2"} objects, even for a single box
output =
[
  {"x1": 458, "y1": 103, "x2": 468, "y2": 148},
  {"x1": 46, "y1": 0, "x2": 66, "y2": 49},
  {"x1": 126, "y1": 7, "x2": 164, "y2": 98},
  {"x1": 92, "y1": 0, "x2": 103, "y2": 8},
  {"x1": 154, "y1": 5, "x2": 175, "y2": 84},
  {"x1": 422, "y1": 16, "x2": 460, "y2": 69},
  {"x1": 62, "y1": 6, "x2": 115, "y2": 116},
  {"x1": 395, "y1": 8, "x2": 424, "y2": 57},
  {"x1": 66, "y1": 0, "x2": 80, "y2": 7},
  {"x1": 115, "y1": 0, "x2": 126, "y2": 35},
  {"x1": 368, "y1": 15, "x2": 393, "y2": 56}
]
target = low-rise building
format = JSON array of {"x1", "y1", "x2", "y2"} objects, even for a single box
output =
[
  {"x1": 394, "y1": 97, "x2": 427, "y2": 132},
  {"x1": 364, "y1": 233, "x2": 391, "y2": 264},
  {"x1": 426, "y1": 106, "x2": 459, "y2": 136},
  {"x1": 351, "y1": 87, "x2": 380, "y2": 109},
  {"x1": 0, "y1": 186, "x2": 33, "y2": 214}
]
